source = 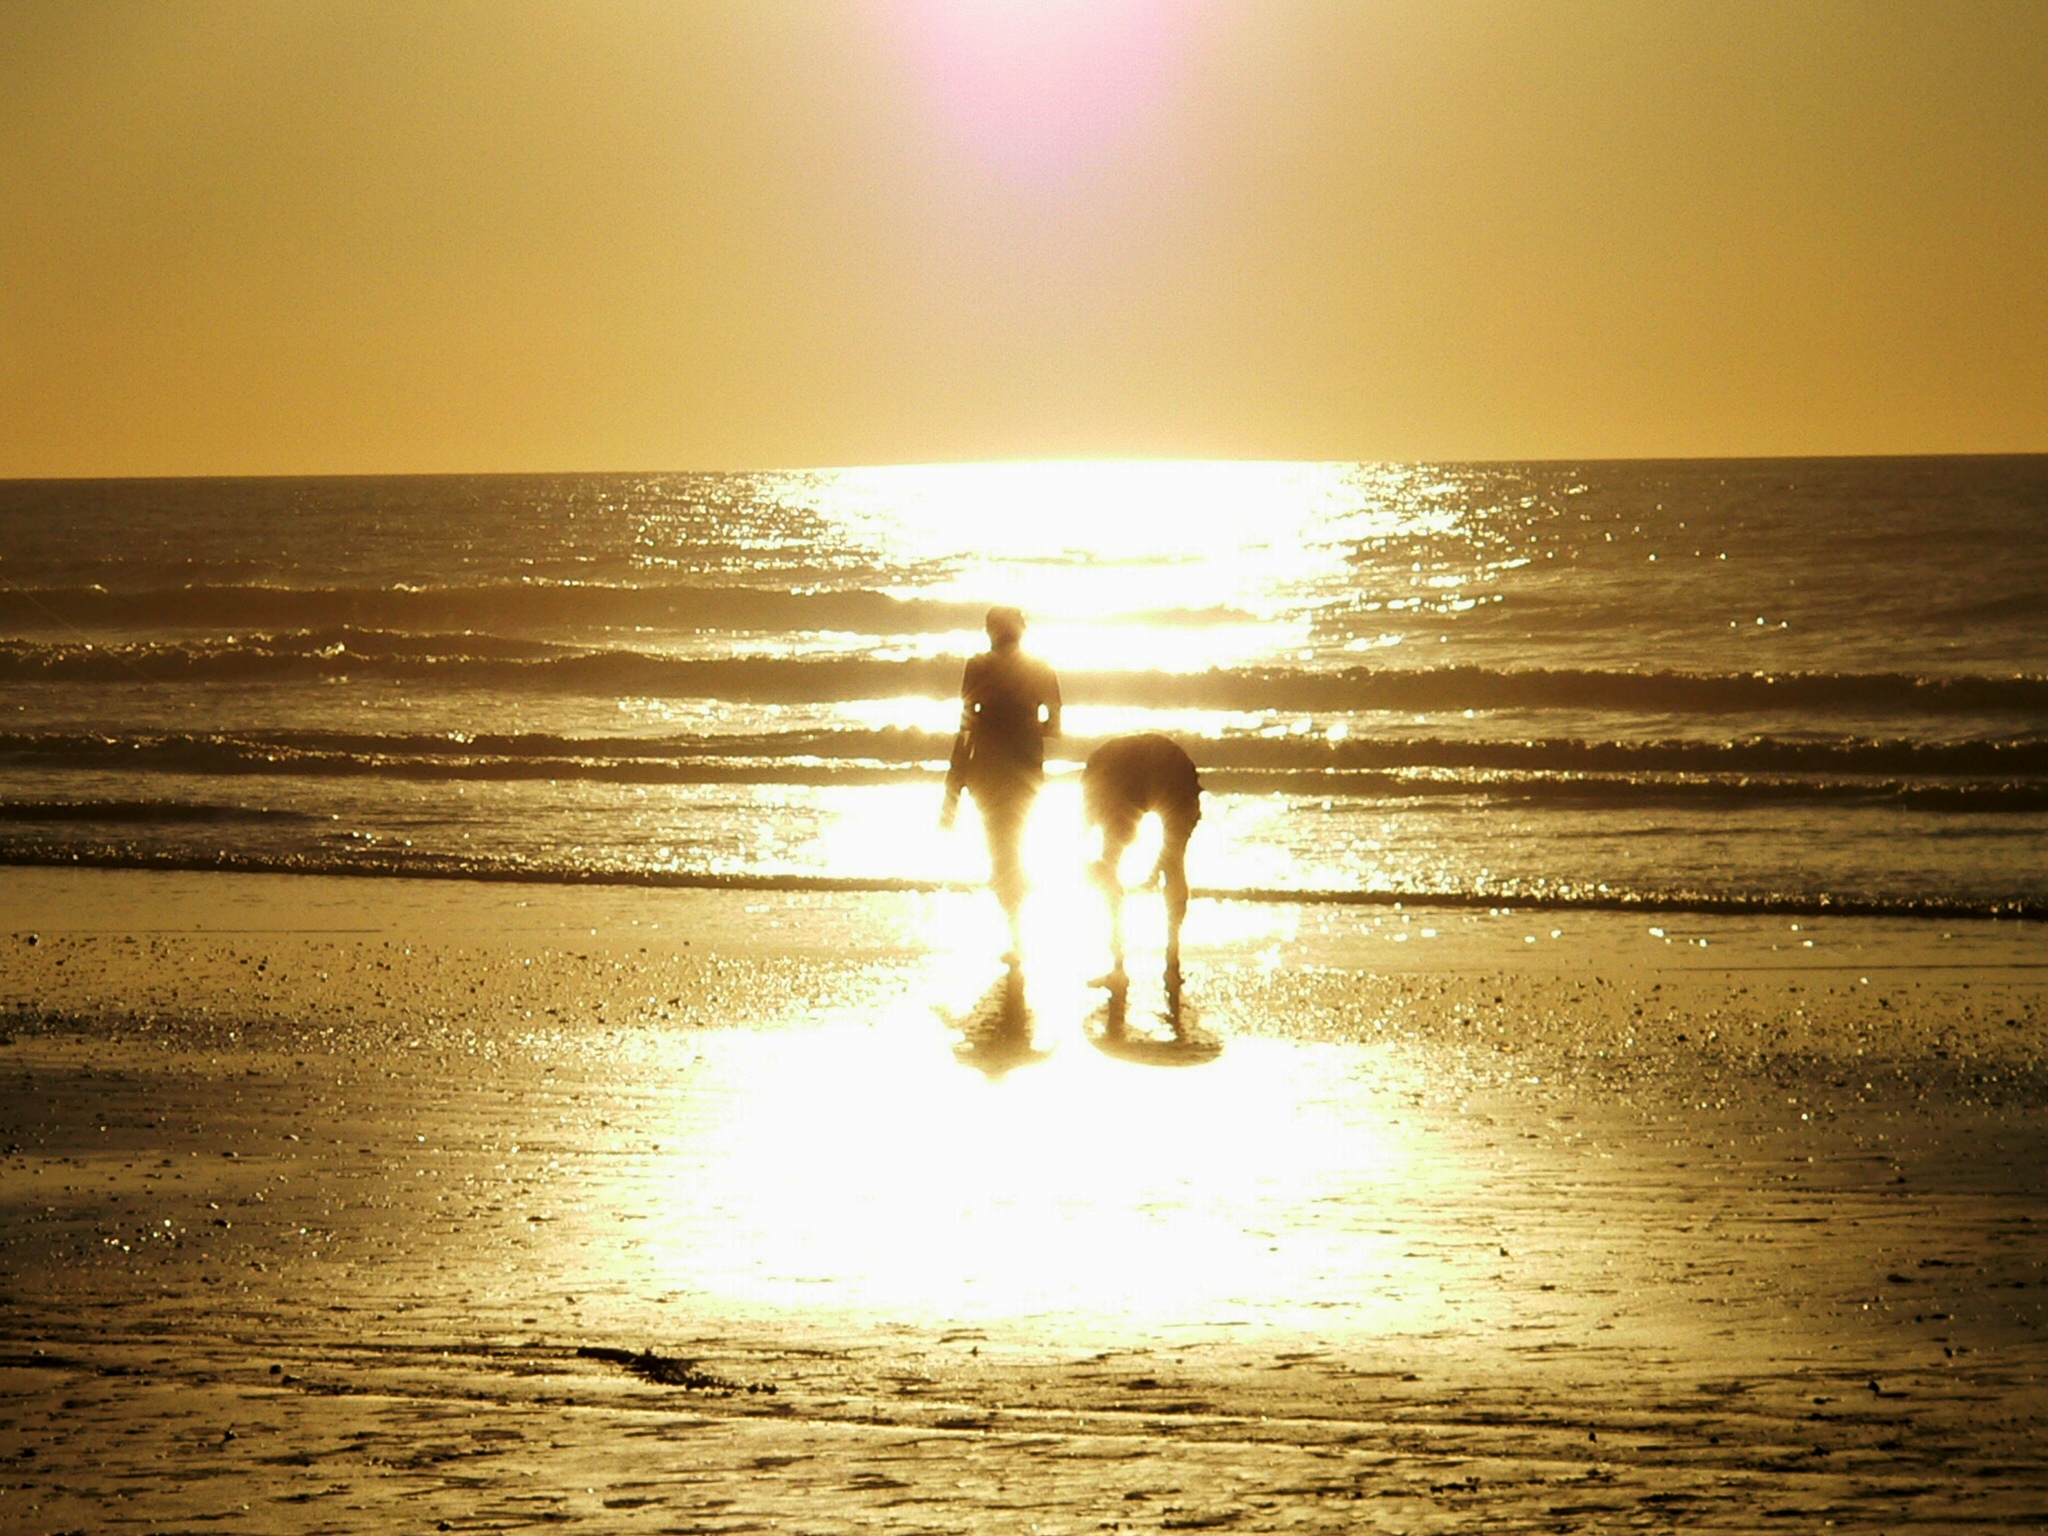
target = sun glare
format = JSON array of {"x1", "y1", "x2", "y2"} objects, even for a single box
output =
[
  {"x1": 634, "y1": 1018, "x2": 1443, "y2": 1336},
  {"x1": 807, "y1": 460, "x2": 1380, "y2": 673},
  {"x1": 890, "y1": 0, "x2": 1190, "y2": 186},
  {"x1": 823, "y1": 459, "x2": 1367, "y2": 567}
]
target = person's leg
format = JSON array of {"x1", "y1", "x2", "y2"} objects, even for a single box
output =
[{"x1": 979, "y1": 788, "x2": 1033, "y2": 960}]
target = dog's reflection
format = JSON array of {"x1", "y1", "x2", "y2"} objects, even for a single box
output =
[
  {"x1": 1084, "y1": 975, "x2": 1222, "y2": 1068},
  {"x1": 947, "y1": 964, "x2": 1052, "y2": 1080}
]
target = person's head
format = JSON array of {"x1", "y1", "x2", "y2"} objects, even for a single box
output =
[{"x1": 984, "y1": 605, "x2": 1026, "y2": 650}]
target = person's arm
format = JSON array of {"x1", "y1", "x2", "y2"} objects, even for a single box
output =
[
  {"x1": 941, "y1": 659, "x2": 978, "y2": 825},
  {"x1": 1041, "y1": 664, "x2": 1062, "y2": 738},
  {"x1": 941, "y1": 727, "x2": 969, "y2": 825}
]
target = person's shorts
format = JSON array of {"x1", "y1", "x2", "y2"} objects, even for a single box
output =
[{"x1": 968, "y1": 763, "x2": 1042, "y2": 827}]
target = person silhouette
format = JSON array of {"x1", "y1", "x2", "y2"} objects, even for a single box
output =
[
  {"x1": 940, "y1": 606, "x2": 1061, "y2": 963},
  {"x1": 1083, "y1": 733, "x2": 1201, "y2": 994}
]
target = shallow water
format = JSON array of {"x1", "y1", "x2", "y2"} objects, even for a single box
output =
[{"x1": 2, "y1": 457, "x2": 2044, "y2": 915}]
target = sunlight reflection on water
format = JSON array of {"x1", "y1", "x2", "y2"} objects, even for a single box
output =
[{"x1": 792, "y1": 460, "x2": 1467, "y2": 674}]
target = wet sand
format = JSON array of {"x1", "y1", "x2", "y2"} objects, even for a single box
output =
[{"x1": 2, "y1": 868, "x2": 2045, "y2": 1532}]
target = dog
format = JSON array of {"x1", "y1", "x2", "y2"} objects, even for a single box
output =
[{"x1": 1081, "y1": 733, "x2": 1201, "y2": 993}]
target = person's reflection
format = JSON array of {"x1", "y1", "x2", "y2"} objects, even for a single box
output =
[
  {"x1": 947, "y1": 964, "x2": 1052, "y2": 1079},
  {"x1": 1085, "y1": 978, "x2": 1222, "y2": 1068}
]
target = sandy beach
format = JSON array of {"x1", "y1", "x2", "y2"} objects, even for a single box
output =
[
  {"x1": 11, "y1": 0, "x2": 2048, "y2": 1528},
  {"x1": 0, "y1": 867, "x2": 2041, "y2": 1532}
]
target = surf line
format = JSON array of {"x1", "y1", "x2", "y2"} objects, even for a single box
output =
[
  {"x1": 0, "y1": 562, "x2": 171, "y2": 688},
  {"x1": 0, "y1": 846, "x2": 2039, "y2": 923}
]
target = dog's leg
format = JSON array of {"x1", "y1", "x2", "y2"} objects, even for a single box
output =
[
  {"x1": 1160, "y1": 831, "x2": 1189, "y2": 986},
  {"x1": 1088, "y1": 828, "x2": 1132, "y2": 990}
]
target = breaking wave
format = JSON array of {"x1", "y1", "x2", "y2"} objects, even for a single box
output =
[
  {"x1": 1, "y1": 727, "x2": 2045, "y2": 811},
  {"x1": 2, "y1": 633, "x2": 2045, "y2": 715}
]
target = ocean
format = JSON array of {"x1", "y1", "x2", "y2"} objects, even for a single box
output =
[{"x1": 1, "y1": 457, "x2": 2043, "y2": 922}]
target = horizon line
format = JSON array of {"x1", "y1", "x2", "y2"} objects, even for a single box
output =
[{"x1": 6, "y1": 448, "x2": 2047, "y2": 485}]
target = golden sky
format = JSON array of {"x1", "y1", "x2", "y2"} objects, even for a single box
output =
[{"x1": 3, "y1": 0, "x2": 2043, "y2": 475}]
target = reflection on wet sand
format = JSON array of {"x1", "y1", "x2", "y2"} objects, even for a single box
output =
[
  {"x1": 944, "y1": 964, "x2": 1053, "y2": 1079},
  {"x1": 1085, "y1": 979, "x2": 1223, "y2": 1068},
  {"x1": 944, "y1": 962, "x2": 1227, "y2": 1076}
]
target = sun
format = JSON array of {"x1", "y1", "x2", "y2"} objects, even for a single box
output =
[{"x1": 888, "y1": 1, "x2": 1191, "y2": 184}]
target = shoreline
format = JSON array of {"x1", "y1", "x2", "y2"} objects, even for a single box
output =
[
  {"x1": 1, "y1": 849, "x2": 2043, "y2": 922},
  {"x1": 2, "y1": 867, "x2": 2044, "y2": 1530}
]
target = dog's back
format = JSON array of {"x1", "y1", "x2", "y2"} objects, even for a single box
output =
[{"x1": 1082, "y1": 734, "x2": 1201, "y2": 836}]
